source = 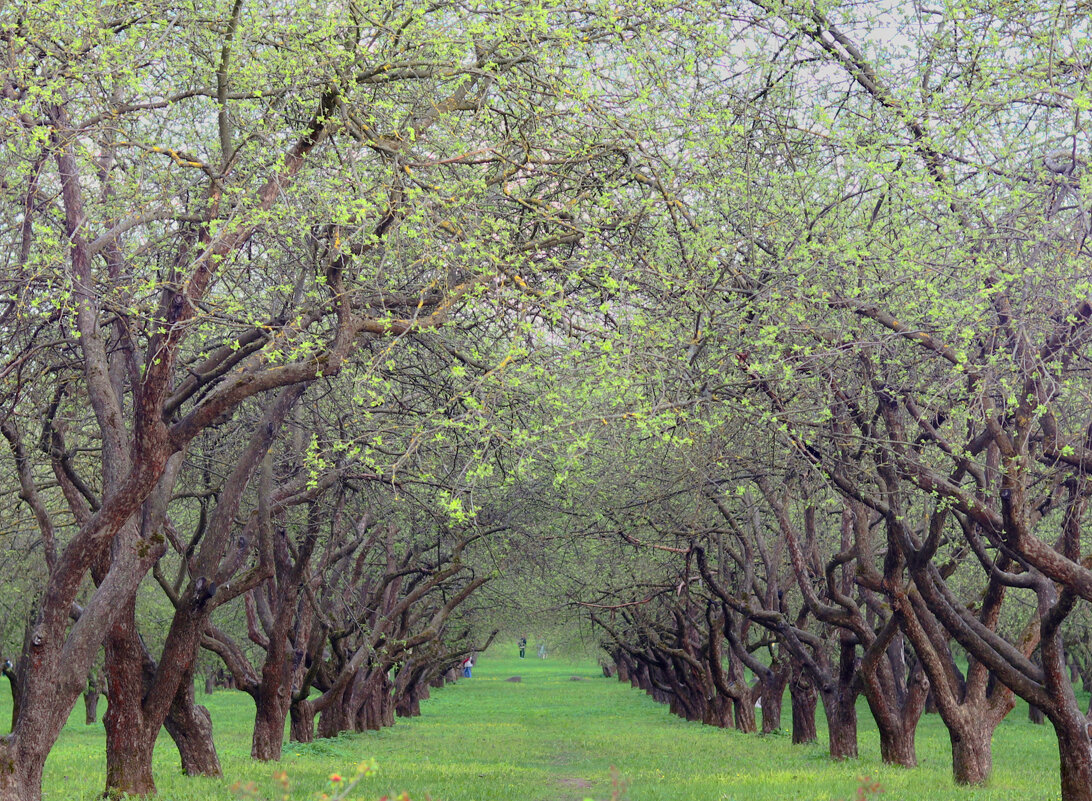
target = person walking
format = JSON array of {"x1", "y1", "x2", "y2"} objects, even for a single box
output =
[
  {"x1": 519, "y1": 636, "x2": 527, "y2": 658},
  {"x1": 462, "y1": 655, "x2": 474, "y2": 678}
]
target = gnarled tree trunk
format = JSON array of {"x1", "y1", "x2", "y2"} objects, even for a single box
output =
[
  {"x1": 759, "y1": 659, "x2": 789, "y2": 734},
  {"x1": 0, "y1": 744, "x2": 45, "y2": 801},
  {"x1": 290, "y1": 699, "x2": 316, "y2": 744},
  {"x1": 789, "y1": 661, "x2": 818, "y2": 745},
  {"x1": 950, "y1": 718, "x2": 993, "y2": 786},
  {"x1": 104, "y1": 601, "x2": 222, "y2": 796},
  {"x1": 164, "y1": 678, "x2": 221, "y2": 777},
  {"x1": 822, "y1": 638, "x2": 859, "y2": 761},
  {"x1": 317, "y1": 683, "x2": 351, "y2": 739},
  {"x1": 103, "y1": 602, "x2": 158, "y2": 797},
  {"x1": 252, "y1": 681, "x2": 292, "y2": 761}
]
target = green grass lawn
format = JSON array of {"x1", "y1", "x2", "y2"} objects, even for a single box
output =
[{"x1": 26, "y1": 651, "x2": 1065, "y2": 800}]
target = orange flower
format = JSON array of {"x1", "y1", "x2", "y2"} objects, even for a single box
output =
[{"x1": 329, "y1": 774, "x2": 342, "y2": 783}]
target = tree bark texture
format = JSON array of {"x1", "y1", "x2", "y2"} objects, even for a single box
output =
[
  {"x1": 950, "y1": 721, "x2": 993, "y2": 786},
  {"x1": 289, "y1": 699, "x2": 316, "y2": 744},
  {"x1": 252, "y1": 680, "x2": 292, "y2": 761},
  {"x1": 789, "y1": 663, "x2": 818, "y2": 745},
  {"x1": 103, "y1": 602, "x2": 158, "y2": 797},
  {"x1": 760, "y1": 660, "x2": 789, "y2": 734},
  {"x1": 164, "y1": 679, "x2": 221, "y2": 777}
]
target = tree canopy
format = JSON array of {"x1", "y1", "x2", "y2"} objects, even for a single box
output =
[{"x1": 3, "y1": 1, "x2": 1092, "y2": 800}]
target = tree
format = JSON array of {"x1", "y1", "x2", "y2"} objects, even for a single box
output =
[
  {"x1": 1, "y1": 0, "x2": 664, "y2": 795},
  {"x1": 683, "y1": 2, "x2": 1092, "y2": 796},
  {"x1": 7, "y1": 0, "x2": 1092, "y2": 798}
]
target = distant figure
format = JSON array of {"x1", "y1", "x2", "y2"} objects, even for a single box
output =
[
  {"x1": 462, "y1": 655, "x2": 474, "y2": 678},
  {"x1": 519, "y1": 637, "x2": 527, "y2": 658},
  {"x1": 537, "y1": 643, "x2": 546, "y2": 659}
]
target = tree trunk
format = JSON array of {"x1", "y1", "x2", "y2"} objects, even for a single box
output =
[
  {"x1": 878, "y1": 723, "x2": 918, "y2": 768},
  {"x1": 822, "y1": 689, "x2": 858, "y2": 760},
  {"x1": 668, "y1": 676, "x2": 701, "y2": 722},
  {"x1": 789, "y1": 666, "x2": 818, "y2": 745},
  {"x1": 395, "y1": 691, "x2": 421, "y2": 719},
  {"x1": 104, "y1": 727, "x2": 157, "y2": 797},
  {"x1": 950, "y1": 720, "x2": 993, "y2": 786},
  {"x1": 924, "y1": 687, "x2": 938, "y2": 714},
  {"x1": 615, "y1": 656, "x2": 631, "y2": 684},
  {"x1": 164, "y1": 679, "x2": 221, "y2": 777},
  {"x1": 349, "y1": 668, "x2": 372, "y2": 731},
  {"x1": 870, "y1": 663, "x2": 926, "y2": 768},
  {"x1": 251, "y1": 650, "x2": 292, "y2": 760},
  {"x1": 726, "y1": 653, "x2": 756, "y2": 733},
  {"x1": 103, "y1": 595, "x2": 222, "y2": 794},
  {"x1": 84, "y1": 673, "x2": 101, "y2": 725},
  {"x1": 1054, "y1": 715, "x2": 1092, "y2": 801},
  {"x1": 824, "y1": 637, "x2": 860, "y2": 760},
  {"x1": 289, "y1": 699, "x2": 315, "y2": 744},
  {"x1": 394, "y1": 663, "x2": 428, "y2": 719},
  {"x1": 317, "y1": 683, "x2": 351, "y2": 739},
  {"x1": 859, "y1": 643, "x2": 927, "y2": 768},
  {"x1": 760, "y1": 661, "x2": 789, "y2": 734},
  {"x1": 252, "y1": 690, "x2": 290, "y2": 761},
  {"x1": 0, "y1": 744, "x2": 45, "y2": 801},
  {"x1": 395, "y1": 678, "x2": 426, "y2": 718},
  {"x1": 1041, "y1": 621, "x2": 1092, "y2": 801},
  {"x1": 732, "y1": 694, "x2": 757, "y2": 733},
  {"x1": 1030, "y1": 703, "x2": 1046, "y2": 724},
  {"x1": 354, "y1": 672, "x2": 395, "y2": 731},
  {"x1": 103, "y1": 603, "x2": 158, "y2": 797},
  {"x1": 702, "y1": 692, "x2": 733, "y2": 728}
]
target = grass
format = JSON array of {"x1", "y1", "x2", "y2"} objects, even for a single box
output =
[{"x1": 21, "y1": 651, "x2": 1067, "y2": 800}]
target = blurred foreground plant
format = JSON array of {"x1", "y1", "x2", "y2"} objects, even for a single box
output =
[{"x1": 233, "y1": 759, "x2": 415, "y2": 801}]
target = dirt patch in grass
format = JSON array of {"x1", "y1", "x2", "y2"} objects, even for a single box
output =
[{"x1": 557, "y1": 777, "x2": 593, "y2": 789}]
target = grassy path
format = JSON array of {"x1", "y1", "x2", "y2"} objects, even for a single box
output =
[{"x1": 37, "y1": 651, "x2": 1063, "y2": 800}]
